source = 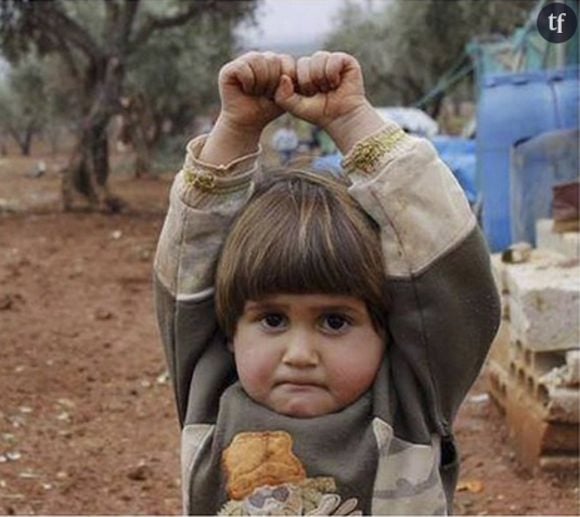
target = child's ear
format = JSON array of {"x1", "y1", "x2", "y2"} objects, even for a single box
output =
[{"x1": 227, "y1": 340, "x2": 234, "y2": 353}]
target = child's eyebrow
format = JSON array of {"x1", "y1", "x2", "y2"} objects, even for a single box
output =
[
  {"x1": 244, "y1": 301, "x2": 289, "y2": 312},
  {"x1": 312, "y1": 304, "x2": 365, "y2": 317},
  {"x1": 244, "y1": 300, "x2": 365, "y2": 316}
]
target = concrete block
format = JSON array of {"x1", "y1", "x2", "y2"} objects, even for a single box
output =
[
  {"x1": 566, "y1": 350, "x2": 580, "y2": 385},
  {"x1": 536, "y1": 218, "x2": 580, "y2": 259},
  {"x1": 538, "y1": 455, "x2": 579, "y2": 472},
  {"x1": 490, "y1": 255, "x2": 511, "y2": 320},
  {"x1": 486, "y1": 321, "x2": 511, "y2": 409},
  {"x1": 490, "y1": 253, "x2": 508, "y2": 293},
  {"x1": 503, "y1": 376, "x2": 579, "y2": 472},
  {"x1": 509, "y1": 340, "x2": 565, "y2": 378},
  {"x1": 505, "y1": 251, "x2": 580, "y2": 351},
  {"x1": 488, "y1": 360, "x2": 508, "y2": 411},
  {"x1": 540, "y1": 386, "x2": 580, "y2": 424},
  {"x1": 485, "y1": 320, "x2": 579, "y2": 473}
]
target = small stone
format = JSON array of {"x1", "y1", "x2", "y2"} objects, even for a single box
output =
[
  {"x1": 468, "y1": 393, "x2": 490, "y2": 404},
  {"x1": 94, "y1": 308, "x2": 113, "y2": 321},
  {"x1": 6, "y1": 451, "x2": 21, "y2": 461},
  {"x1": 0, "y1": 294, "x2": 13, "y2": 310},
  {"x1": 111, "y1": 230, "x2": 123, "y2": 240},
  {"x1": 9, "y1": 416, "x2": 25, "y2": 428},
  {"x1": 156, "y1": 371, "x2": 170, "y2": 385},
  {"x1": 18, "y1": 471, "x2": 38, "y2": 479},
  {"x1": 56, "y1": 471, "x2": 67, "y2": 479},
  {"x1": 18, "y1": 407, "x2": 33, "y2": 414},
  {"x1": 127, "y1": 464, "x2": 152, "y2": 482},
  {"x1": 56, "y1": 398, "x2": 76, "y2": 409}
]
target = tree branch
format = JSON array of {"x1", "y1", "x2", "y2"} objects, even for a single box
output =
[
  {"x1": 118, "y1": 0, "x2": 140, "y2": 49},
  {"x1": 104, "y1": 0, "x2": 120, "y2": 40},
  {"x1": 129, "y1": 0, "x2": 214, "y2": 52},
  {"x1": 54, "y1": 35, "x2": 82, "y2": 83},
  {"x1": 29, "y1": 1, "x2": 103, "y2": 62}
]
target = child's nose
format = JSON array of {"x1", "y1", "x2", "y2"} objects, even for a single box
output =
[{"x1": 282, "y1": 330, "x2": 319, "y2": 367}]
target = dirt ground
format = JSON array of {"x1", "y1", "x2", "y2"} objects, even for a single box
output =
[{"x1": 0, "y1": 150, "x2": 578, "y2": 515}]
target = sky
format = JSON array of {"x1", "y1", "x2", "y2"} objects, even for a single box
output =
[{"x1": 239, "y1": 0, "x2": 377, "y2": 53}]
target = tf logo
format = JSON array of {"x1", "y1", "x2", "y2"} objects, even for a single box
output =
[{"x1": 537, "y1": 2, "x2": 578, "y2": 43}]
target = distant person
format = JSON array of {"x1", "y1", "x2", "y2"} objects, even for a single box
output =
[
  {"x1": 154, "y1": 51, "x2": 500, "y2": 515},
  {"x1": 271, "y1": 118, "x2": 299, "y2": 164},
  {"x1": 310, "y1": 125, "x2": 336, "y2": 156}
]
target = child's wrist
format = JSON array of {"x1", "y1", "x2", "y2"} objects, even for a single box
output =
[
  {"x1": 199, "y1": 115, "x2": 263, "y2": 166},
  {"x1": 324, "y1": 102, "x2": 386, "y2": 155},
  {"x1": 216, "y1": 113, "x2": 266, "y2": 138}
]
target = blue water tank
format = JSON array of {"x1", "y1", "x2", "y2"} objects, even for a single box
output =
[{"x1": 477, "y1": 67, "x2": 579, "y2": 251}]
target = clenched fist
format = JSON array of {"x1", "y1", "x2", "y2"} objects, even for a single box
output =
[
  {"x1": 217, "y1": 51, "x2": 295, "y2": 134},
  {"x1": 275, "y1": 51, "x2": 384, "y2": 153},
  {"x1": 201, "y1": 51, "x2": 385, "y2": 165}
]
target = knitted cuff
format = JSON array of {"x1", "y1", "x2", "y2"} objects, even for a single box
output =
[{"x1": 181, "y1": 135, "x2": 261, "y2": 195}]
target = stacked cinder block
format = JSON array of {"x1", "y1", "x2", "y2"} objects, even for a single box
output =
[
  {"x1": 488, "y1": 249, "x2": 579, "y2": 472},
  {"x1": 536, "y1": 218, "x2": 580, "y2": 260}
]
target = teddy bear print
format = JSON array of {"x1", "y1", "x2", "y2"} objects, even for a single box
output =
[{"x1": 218, "y1": 431, "x2": 361, "y2": 516}]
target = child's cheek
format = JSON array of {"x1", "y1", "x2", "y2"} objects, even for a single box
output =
[{"x1": 236, "y1": 349, "x2": 276, "y2": 395}]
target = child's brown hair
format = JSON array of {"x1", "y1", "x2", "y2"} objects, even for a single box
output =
[{"x1": 215, "y1": 169, "x2": 389, "y2": 338}]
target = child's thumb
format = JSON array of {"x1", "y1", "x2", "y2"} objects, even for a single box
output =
[{"x1": 275, "y1": 74, "x2": 300, "y2": 112}]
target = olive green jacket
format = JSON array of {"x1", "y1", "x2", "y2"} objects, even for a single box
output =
[{"x1": 154, "y1": 121, "x2": 501, "y2": 515}]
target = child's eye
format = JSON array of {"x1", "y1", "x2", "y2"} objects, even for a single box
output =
[
  {"x1": 320, "y1": 313, "x2": 351, "y2": 334},
  {"x1": 260, "y1": 313, "x2": 287, "y2": 331}
]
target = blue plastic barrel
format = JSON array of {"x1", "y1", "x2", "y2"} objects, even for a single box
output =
[{"x1": 477, "y1": 66, "x2": 579, "y2": 251}]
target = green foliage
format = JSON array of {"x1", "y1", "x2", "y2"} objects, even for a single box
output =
[
  {"x1": 0, "y1": 54, "x2": 48, "y2": 151},
  {"x1": 0, "y1": 0, "x2": 256, "y2": 129},
  {"x1": 125, "y1": 9, "x2": 239, "y2": 134},
  {"x1": 324, "y1": 0, "x2": 537, "y2": 108}
]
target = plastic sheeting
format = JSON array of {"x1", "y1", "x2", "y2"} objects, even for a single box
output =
[
  {"x1": 511, "y1": 129, "x2": 579, "y2": 246},
  {"x1": 477, "y1": 66, "x2": 579, "y2": 251},
  {"x1": 311, "y1": 152, "x2": 343, "y2": 177},
  {"x1": 311, "y1": 137, "x2": 479, "y2": 207},
  {"x1": 431, "y1": 136, "x2": 478, "y2": 205},
  {"x1": 375, "y1": 107, "x2": 439, "y2": 138}
]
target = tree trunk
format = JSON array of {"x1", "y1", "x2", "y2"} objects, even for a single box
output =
[
  {"x1": 62, "y1": 57, "x2": 126, "y2": 213},
  {"x1": 7, "y1": 126, "x2": 34, "y2": 156},
  {"x1": 62, "y1": 121, "x2": 125, "y2": 212},
  {"x1": 134, "y1": 136, "x2": 151, "y2": 178},
  {"x1": 21, "y1": 125, "x2": 34, "y2": 156},
  {"x1": 118, "y1": 94, "x2": 154, "y2": 178}
]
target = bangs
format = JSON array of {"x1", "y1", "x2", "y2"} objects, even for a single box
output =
[{"x1": 215, "y1": 170, "x2": 388, "y2": 336}]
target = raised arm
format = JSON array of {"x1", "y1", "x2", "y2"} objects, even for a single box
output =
[
  {"x1": 277, "y1": 52, "x2": 501, "y2": 434},
  {"x1": 154, "y1": 52, "x2": 294, "y2": 426}
]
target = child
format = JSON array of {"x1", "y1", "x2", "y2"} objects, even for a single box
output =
[{"x1": 154, "y1": 51, "x2": 500, "y2": 515}]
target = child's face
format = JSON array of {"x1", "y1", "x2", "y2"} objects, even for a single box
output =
[{"x1": 231, "y1": 293, "x2": 385, "y2": 418}]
